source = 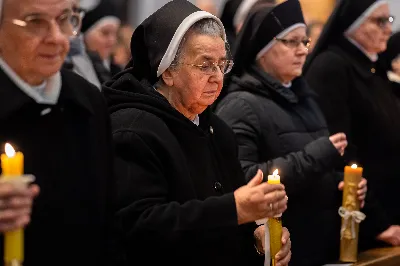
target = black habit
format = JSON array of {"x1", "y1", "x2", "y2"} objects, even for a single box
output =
[
  {"x1": 304, "y1": 0, "x2": 400, "y2": 249},
  {"x1": 102, "y1": 0, "x2": 261, "y2": 265},
  {"x1": 0, "y1": 69, "x2": 115, "y2": 266}
]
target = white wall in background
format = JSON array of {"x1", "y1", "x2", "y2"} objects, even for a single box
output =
[{"x1": 389, "y1": 0, "x2": 400, "y2": 32}]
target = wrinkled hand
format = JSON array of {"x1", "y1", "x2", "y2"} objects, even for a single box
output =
[
  {"x1": 0, "y1": 183, "x2": 40, "y2": 232},
  {"x1": 234, "y1": 170, "x2": 287, "y2": 225},
  {"x1": 275, "y1": 227, "x2": 292, "y2": 266},
  {"x1": 329, "y1": 133, "x2": 347, "y2": 156},
  {"x1": 254, "y1": 226, "x2": 291, "y2": 266},
  {"x1": 338, "y1": 178, "x2": 367, "y2": 208},
  {"x1": 377, "y1": 225, "x2": 400, "y2": 246}
]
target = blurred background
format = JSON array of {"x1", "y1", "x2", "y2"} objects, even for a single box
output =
[{"x1": 107, "y1": 0, "x2": 399, "y2": 31}]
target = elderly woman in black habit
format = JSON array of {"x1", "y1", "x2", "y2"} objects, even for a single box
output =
[
  {"x1": 0, "y1": 0, "x2": 115, "y2": 265},
  {"x1": 102, "y1": 1, "x2": 292, "y2": 266},
  {"x1": 304, "y1": 0, "x2": 400, "y2": 248},
  {"x1": 215, "y1": 1, "x2": 371, "y2": 265}
]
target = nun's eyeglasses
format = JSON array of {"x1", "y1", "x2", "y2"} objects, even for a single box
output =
[
  {"x1": 369, "y1": 15, "x2": 395, "y2": 28},
  {"x1": 173, "y1": 60, "x2": 234, "y2": 75},
  {"x1": 274, "y1": 37, "x2": 311, "y2": 49},
  {"x1": 8, "y1": 11, "x2": 82, "y2": 38}
]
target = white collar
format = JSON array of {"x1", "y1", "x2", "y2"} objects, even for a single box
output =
[
  {"x1": 282, "y1": 82, "x2": 292, "y2": 88},
  {"x1": 192, "y1": 115, "x2": 200, "y2": 126},
  {"x1": 0, "y1": 57, "x2": 61, "y2": 105},
  {"x1": 346, "y1": 36, "x2": 378, "y2": 62}
]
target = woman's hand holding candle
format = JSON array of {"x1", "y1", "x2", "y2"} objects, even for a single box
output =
[
  {"x1": 0, "y1": 183, "x2": 39, "y2": 232},
  {"x1": 338, "y1": 178, "x2": 367, "y2": 208},
  {"x1": 234, "y1": 170, "x2": 287, "y2": 225}
]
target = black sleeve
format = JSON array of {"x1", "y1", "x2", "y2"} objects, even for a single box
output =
[
  {"x1": 112, "y1": 128, "x2": 239, "y2": 245},
  {"x1": 305, "y1": 51, "x2": 352, "y2": 138},
  {"x1": 216, "y1": 97, "x2": 340, "y2": 197}
]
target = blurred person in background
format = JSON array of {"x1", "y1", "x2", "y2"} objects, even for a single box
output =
[
  {"x1": 196, "y1": 0, "x2": 217, "y2": 15},
  {"x1": 64, "y1": 0, "x2": 103, "y2": 88},
  {"x1": 220, "y1": 0, "x2": 242, "y2": 47},
  {"x1": 306, "y1": 20, "x2": 324, "y2": 53},
  {"x1": 81, "y1": 0, "x2": 121, "y2": 85},
  {"x1": 219, "y1": 0, "x2": 275, "y2": 48},
  {"x1": 113, "y1": 24, "x2": 134, "y2": 68},
  {"x1": 305, "y1": 0, "x2": 400, "y2": 249},
  {"x1": 379, "y1": 31, "x2": 400, "y2": 84}
]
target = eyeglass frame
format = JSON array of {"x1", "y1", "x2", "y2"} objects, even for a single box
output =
[
  {"x1": 274, "y1": 37, "x2": 312, "y2": 49},
  {"x1": 368, "y1": 15, "x2": 395, "y2": 29},
  {"x1": 5, "y1": 10, "x2": 82, "y2": 38},
  {"x1": 171, "y1": 59, "x2": 235, "y2": 75}
]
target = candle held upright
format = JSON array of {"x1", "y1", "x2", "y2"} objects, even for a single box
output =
[
  {"x1": 268, "y1": 169, "x2": 282, "y2": 266},
  {"x1": 339, "y1": 164, "x2": 365, "y2": 262},
  {"x1": 1, "y1": 143, "x2": 24, "y2": 266}
]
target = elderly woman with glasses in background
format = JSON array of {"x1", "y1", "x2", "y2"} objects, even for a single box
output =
[
  {"x1": 305, "y1": 0, "x2": 400, "y2": 250},
  {"x1": 103, "y1": 1, "x2": 292, "y2": 266},
  {"x1": 0, "y1": 0, "x2": 115, "y2": 265},
  {"x1": 215, "y1": 1, "x2": 370, "y2": 265}
]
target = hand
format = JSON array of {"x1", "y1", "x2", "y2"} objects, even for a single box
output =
[
  {"x1": 0, "y1": 182, "x2": 40, "y2": 232},
  {"x1": 254, "y1": 226, "x2": 292, "y2": 266},
  {"x1": 254, "y1": 225, "x2": 265, "y2": 254},
  {"x1": 329, "y1": 133, "x2": 347, "y2": 156},
  {"x1": 377, "y1": 225, "x2": 400, "y2": 246},
  {"x1": 234, "y1": 170, "x2": 287, "y2": 225},
  {"x1": 275, "y1": 227, "x2": 292, "y2": 266},
  {"x1": 338, "y1": 178, "x2": 367, "y2": 208}
]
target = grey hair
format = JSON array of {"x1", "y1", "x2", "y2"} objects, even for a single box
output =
[
  {"x1": 171, "y1": 18, "x2": 225, "y2": 67},
  {"x1": 155, "y1": 18, "x2": 225, "y2": 88}
]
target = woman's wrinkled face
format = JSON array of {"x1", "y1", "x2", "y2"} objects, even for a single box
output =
[
  {"x1": 350, "y1": 4, "x2": 392, "y2": 54},
  {"x1": 259, "y1": 27, "x2": 309, "y2": 83},
  {"x1": 85, "y1": 22, "x2": 119, "y2": 60},
  {"x1": 164, "y1": 33, "x2": 227, "y2": 115},
  {"x1": 0, "y1": 0, "x2": 71, "y2": 85}
]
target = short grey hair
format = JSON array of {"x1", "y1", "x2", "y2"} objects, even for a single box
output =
[
  {"x1": 172, "y1": 18, "x2": 225, "y2": 66},
  {"x1": 155, "y1": 18, "x2": 225, "y2": 88}
]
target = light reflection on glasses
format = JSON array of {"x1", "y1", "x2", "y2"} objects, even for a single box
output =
[{"x1": 9, "y1": 11, "x2": 82, "y2": 38}]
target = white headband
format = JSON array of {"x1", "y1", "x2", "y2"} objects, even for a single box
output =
[
  {"x1": 85, "y1": 16, "x2": 121, "y2": 35},
  {"x1": 256, "y1": 23, "x2": 306, "y2": 59},
  {"x1": 345, "y1": 0, "x2": 388, "y2": 34}
]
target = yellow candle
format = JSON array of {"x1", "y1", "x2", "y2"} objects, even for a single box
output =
[
  {"x1": 340, "y1": 164, "x2": 363, "y2": 262},
  {"x1": 1, "y1": 143, "x2": 24, "y2": 266},
  {"x1": 268, "y1": 169, "x2": 282, "y2": 266}
]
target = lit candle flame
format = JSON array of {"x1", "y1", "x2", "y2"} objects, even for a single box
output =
[
  {"x1": 351, "y1": 164, "x2": 358, "y2": 169},
  {"x1": 5, "y1": 143, "x2": 16, "y2": 158},
  {"x1": 273, "y1": 169, "x2": 279, "y2": 176}
]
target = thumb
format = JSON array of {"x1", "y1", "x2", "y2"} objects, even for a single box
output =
[
  {"x1": 338, "y1": 181, "x2": 344, "y2": 191},
  {"x1": 248, "y1": 169, "x2": 263, "y2": 187}
]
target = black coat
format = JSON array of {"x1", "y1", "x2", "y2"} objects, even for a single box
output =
[
  {"x1": 305, "y1": 37, "x2": 399, "y2": 245},
  {"x1": 216, "y1": 65, "x2": 344, "y2": 266},
  {"x1": 102, "y1": 71, "x2": 262, "y2": 266},
  {"x1": 0, "y1": 69, "x2": 115, "y2": 266}
]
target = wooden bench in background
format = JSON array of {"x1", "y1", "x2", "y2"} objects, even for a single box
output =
[{"x1": 353, "y1": 247, "x2": 400, "y2": 266}]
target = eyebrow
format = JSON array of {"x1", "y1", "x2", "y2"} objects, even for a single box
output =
[
  {"x1": 199, "y1": 55, "x2": 228, "y2": 61},
  {"x1": 23, "y1": 8, "x2": 71, "y2": 18}
]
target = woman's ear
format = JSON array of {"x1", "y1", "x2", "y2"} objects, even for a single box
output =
[{"x1": 162, "y1": 69, "x2": 174, "y2": 87}]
